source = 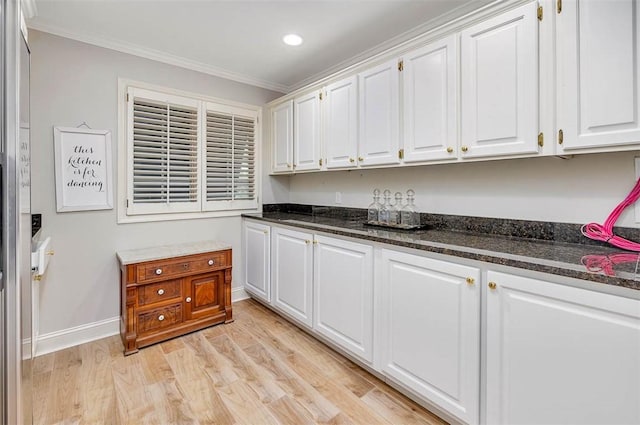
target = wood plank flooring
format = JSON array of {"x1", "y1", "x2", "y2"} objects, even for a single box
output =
[{"x1": 33, "y1": 299, "x2": 447, "y2": 425}]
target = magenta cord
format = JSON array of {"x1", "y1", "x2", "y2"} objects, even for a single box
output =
[
  {"x1": 581, "y1": 177, "x2": 640, "y2": 251},
  {"x1": 581, "y1": 253, "x2": 640, "y2": 276}
]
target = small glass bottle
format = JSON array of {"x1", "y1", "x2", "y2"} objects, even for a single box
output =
[
  {"x1": 379, "y1": 189, "x2": 392, "y2": 225},
  {"x1": 367, "y1": 189, "x2": 382, "y2": 224},
  {"x1": 401, "y1": 189, "x2": 419, "y2": 227},
  {"x1": 389, "y1": 192, "x2": 403, "y2": 226}
]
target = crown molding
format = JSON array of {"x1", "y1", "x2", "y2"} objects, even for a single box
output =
[
  {"x1": 27, "y1": 21, "x2": 289, "y2": 93},
  {"x1": 288, "y1": 0, "x2": 513, "y2": 92},
  {"x1": 21, "y1": 0, "x2": 37, "y2": 19}
]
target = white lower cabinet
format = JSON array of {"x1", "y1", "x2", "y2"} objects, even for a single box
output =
[
  {"x1": 242, "y1": 221, "x2": 271, "y2": 303},
  {"x1": 314, "y1": 235, "x2": 374, "y2": 363},
  {"x1": 380, "y1": 249, "x2": 481, "y2": 424},
  {"x1": 271, "y1": 227, "x2": 314, "y2": 327},
  {"x1": 486, "y1": 271, "x2": 640, "y2": 425}
]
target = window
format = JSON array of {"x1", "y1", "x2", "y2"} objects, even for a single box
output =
[{"x1": 121, "y1": 84, "x2": 260, "y2": 221}]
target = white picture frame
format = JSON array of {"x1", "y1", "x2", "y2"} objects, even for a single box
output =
[{"x1": 53, "y1": 126, "x2": 113, "y2": 212}]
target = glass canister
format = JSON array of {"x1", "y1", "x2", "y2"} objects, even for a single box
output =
[
  {"x1": 379, "y1": 189, "x2": 392, "y2": 225},
  {"x1": 389, "y1": 192, "x2": 403, "y2": 226},
  {"x1": 367, "y1": 189, "x2": 382, "y2": 223},
  {"x1": 401, "y1": 189, "x2": 419, "y2": 227}
]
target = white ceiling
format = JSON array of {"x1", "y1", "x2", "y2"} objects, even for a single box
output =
[{"x1": 28, "y1": 0, "x2": 495, "y2": 93}]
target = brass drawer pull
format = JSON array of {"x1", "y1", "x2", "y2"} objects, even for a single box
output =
[
  {"x1": 466, "y1": 277, "x2": 475, "y2": 285},
  {"x1": 488, "y1": 282, "x2": 497, "y2": 290}
]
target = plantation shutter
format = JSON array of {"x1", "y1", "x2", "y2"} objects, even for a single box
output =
[
  {"x1": 204, "y1": 103, "x2": 258, "y2": 211},
  {"x1": 127, "y1": 88, "x2": 201, "y2": 215}
]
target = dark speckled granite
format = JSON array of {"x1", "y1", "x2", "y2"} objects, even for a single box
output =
[{"x1": 247, "y1": 204, "x2": 640, "y2": 293}]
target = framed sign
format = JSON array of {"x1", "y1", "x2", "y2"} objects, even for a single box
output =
[{"x1": 53, "y1": 126, "x2": 113, "y2": 212}]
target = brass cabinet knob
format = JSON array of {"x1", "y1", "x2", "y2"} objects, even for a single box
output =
[
  {"x1": 157, "y1": 289, "x2": 165, "y2": 295},
  {"x1": 208, "y1": 259, "x2": 214, "y2": 266},
  {"x1": 313, "y1": 240, "x2": 318, "y2": 245},
  {"x1": 488, "y1": 282, "x2": 497, "y2": 290},
  {"x1": 263, "y1": 231, "x2": 268, "y2": 235},
  {"x1": 447, "y1": 147, "x2": 454, "y2": 153},
  {"x1": 186, "y1": 297, "x2": 192, "y2": 303},
  {"x1": 358, "y1": 157, "x2": 364, "y2": 162},
  {"x1": 305, "y1": 240, "x2": 311, "y2": 244},
  {"x1": 46, "y1": 250, "x2": 55, "y2": 256},
  {"x1": 287, "y1": 163, "x2": 292, "y2": 168},
  {"x1": 349, "y1": 158, "x2": 355, "y2": 163},
  {"x1": 466, "y1": 277, "x2": 475, "y2": 285},
  {"x1": 461, "y1": 146, "x2": 468, "y2": 153},
  {"x1": 158, "y1": 314, "x2": 165, "y2": 321},
  {"x1": 155, "y1": 268, "x2": 163, "y2": 275}
]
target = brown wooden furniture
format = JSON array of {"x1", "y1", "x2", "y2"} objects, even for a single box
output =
[{"x1": 118, "y1": 248, "x2": 232, "y2": 355}]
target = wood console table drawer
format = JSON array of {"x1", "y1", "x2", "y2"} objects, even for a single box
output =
[
  {"x1": 136, "y1": 250, "x2": 231, "y2": 283},
  {"x1": 117, "y1": 242, "x2": 233, "y2": 355},
  {"x1": 137, "y1": 279, "x2": 182, "y2": 306},
  {"x1": 138, "y1": 303, "x2": 183, "y2": 334}
]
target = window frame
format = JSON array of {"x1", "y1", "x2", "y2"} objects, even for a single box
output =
[{"x1": 117, "y1": 79, "x2": 262, "y2": 224}]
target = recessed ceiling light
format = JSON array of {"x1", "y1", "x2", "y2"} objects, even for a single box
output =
[{"x1": 283, "y1": 34, "x2": 303, "y2": 46}]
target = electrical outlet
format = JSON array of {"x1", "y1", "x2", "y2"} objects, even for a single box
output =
[
  {"x1": 636, "y1": 157, "x2": 640, "y2": 223},
  {"x1": 335, "y1": 192, "x2": 342, "y2": 204}
]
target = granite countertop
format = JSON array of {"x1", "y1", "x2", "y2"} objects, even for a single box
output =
[
  {"x1": 117, "y1": 240, "x2": 232, "y2": 265},
  {"x1": 244, "y1": 210, "x2": 640, "y2": 293}
]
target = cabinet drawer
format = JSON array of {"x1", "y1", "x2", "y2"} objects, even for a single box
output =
[
  {"x1": 137, "y1": 250, "x2": 231, "y2": 283},
  {"x1": 138, "y1": 279, "x2": 182, "y2": 306},
  {"x1": 137, "y1": 304, "x2": 183, "y2": 334}
]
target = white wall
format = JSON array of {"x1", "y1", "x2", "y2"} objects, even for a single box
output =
[
  {"x1": 286, "y1": 151, "x2": 640, "y2": 228},
  {"x1": 30, "y1": 31, "x2": 282, "y2": 341}
]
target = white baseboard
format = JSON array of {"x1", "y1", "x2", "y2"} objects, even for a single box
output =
[
  {"x1": 232, "y1": 287, "x2": 250, "y2": 302},
  {"x1": 35, "y1": 316, "x2": 120, "y2": 357},
  {"x1": 35, "y1": 289, "x2": 250, "y2": 357}
]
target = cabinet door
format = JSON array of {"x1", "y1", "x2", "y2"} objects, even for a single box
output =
[
  {"x1": 271, "y1": 227, "x2": 314, "y2": 327},
  {"x1": 380, "y1": 249, "x2": 480, "y2": 425},
  {"x1": 313, "y1": 235, "x2": 373, "y2": 362},
  {"x1": 272, "y1": 100, "x2": 293, "y2": 173},
  {"x1": 460, "y1": 2, "x2": 539, "y2": 158},
  {"x1": 557, "y1": 0, "x2": 640, "y2": 151},
  {"x1": 486, "y1": 271, "x2": 640, "y2": 425},
  {"x1": 324, "y1": 76, "x2": 359, "y2": 169},
  {"x1": 358, "y1": 59, "x2": 401, "y2": 166},
  {"x1": 294, "y1": 91, "x2": 321, "y2": 171},
  {"x1": 184, "y1": 270, "x2": 227, "y2": 321},
  {"x1": 243, "y1": 221, "x2": 270, "y2": 303},
  {"x1": 403, "y1": 35, "x2": 458, "y2": 162}
]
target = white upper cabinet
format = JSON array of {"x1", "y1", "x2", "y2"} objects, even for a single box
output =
[
  {"x1": 557, "y1": 0, "x2": 640, "y2": 152},
  {"x1": 293, "y1": 91, "x2": 322, "y2": 171},
  {"x1": 271, "y1": 100, "x2": 293, "y2": 173},
  {"x1": 324, "y1": 76, "x2": 359, "y2": 169},
  {"x1": 460, "y1": 2, "x2": 539, "y2": 158},
  {"x1": 486, "y1": 271, "x2": 640, "y2": 425},
  {"x1": 358, "y1": 59, "x2": 401, "y2": 167},
  {"x1": 403, "y1": 35, "x2": 458, "y2": 162}
]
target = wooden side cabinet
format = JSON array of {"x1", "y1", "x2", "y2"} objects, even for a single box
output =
[{"x1": 118, "y1": 246, "x2": 232, "y2": 355}]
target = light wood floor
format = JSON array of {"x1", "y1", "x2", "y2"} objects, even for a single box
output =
[{"x1": 33, "y1": 299, "x2": 447, "y2": 425}]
